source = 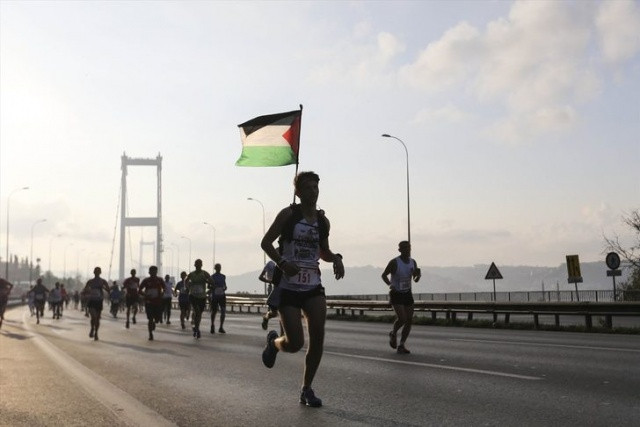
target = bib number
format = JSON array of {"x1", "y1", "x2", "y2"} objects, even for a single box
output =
[
  {"x1": 191, "y1": 284, "x2": 205, "y2": 297},
  {"x1": 288, "y1": 267, "x2": 318, "y2": 286},
  {"x1": 297, "y1": 270, "x2": 311, "y2": 284},
  {"x1": 397, "y1": 279, "x2": 411, "y2": 291}
]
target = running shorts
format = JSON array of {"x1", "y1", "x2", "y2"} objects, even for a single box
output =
[
  {"x1": 389, "y1": 290, "x2": 414, "y2": 306},
  {"x1": 280, "y1": 286, "x2": 325, "y2": 310},
  {"x1": 87, "y1": 300, "x2": 104, "y2": 311}
]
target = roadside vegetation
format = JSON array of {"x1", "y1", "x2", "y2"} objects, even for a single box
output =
[{"x1": 605, "y1": 209, "x2": 640, "y2": 301}]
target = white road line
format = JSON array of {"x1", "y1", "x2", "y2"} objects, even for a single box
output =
[
  {"x1": 449, "y1": 338, "x2": 640, "y2": 353},
  {"x1": 324, "y1": 350, "x2": 542, "y2": 380},
  {"x1": 22, "y1": 311, "x2": 176, "y2": 427}
]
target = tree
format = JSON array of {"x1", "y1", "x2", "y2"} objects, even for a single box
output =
[{"x1": 605, "y1": 209, "x2": 640, "y2": 300}]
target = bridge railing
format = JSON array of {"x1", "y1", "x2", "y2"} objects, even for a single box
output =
[{"x1": 217, "y1": 295, "x2": 640, "y2": 330}]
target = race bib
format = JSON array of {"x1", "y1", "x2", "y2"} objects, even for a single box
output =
[
  {"x1": 90, "y1": 289, "x2": 102, "y2": 298},
  {"x1": 35, "y1": 294, "x2": 45, "y2": 301},
  {"x1": 191, "y1": 284, "x2": 205, "y2": 297},
  {"x1": 287, "y1": 266, "x2": 320, "y2": 286},
  {"x1": 146, "y1": 288, "x2": 159, "y2": 298},
  {"x1": 396, "y1": 279, "x2": 411, "y2": 291}
]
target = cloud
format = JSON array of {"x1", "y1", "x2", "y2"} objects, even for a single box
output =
[
  {"x1": 399, "y1": 22, "x2": 481, "y2": 91},
  {"x1": 306, "y1": 29, "x2": 403, "y2": 89},
  {"x1": 596, "y1": 0, "x2": 640, "y2": 64},
  {"x1": 484, "y1": 105, "x2": 577, "y2": 144},
  {"x1": 412, "y1": 104, "x2": 473, "y2": 124},
  {"x1": 377, "y1": 31, "x2": 405, "y2": 62},
  {"x1": 396, "y1": 1, "x2": 638, "y2": 144}
]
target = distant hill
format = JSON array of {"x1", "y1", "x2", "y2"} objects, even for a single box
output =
[{"x1": 228, "y1": 261, "x2": 631, "y2": 296}]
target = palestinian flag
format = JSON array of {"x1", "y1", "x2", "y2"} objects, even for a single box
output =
[{"x1": 236, "y1": 109, "x2": 301, "y2": 167}]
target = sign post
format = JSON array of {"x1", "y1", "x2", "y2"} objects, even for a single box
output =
[
  {"x1": 566, "y1": 255, "x2": 583, "y2": 301},
  {"x1": 605, "y1": 252, "x2": 622, "y2": 301},
  {"x1": 485, "y1": 262, "x2": 503, "y2": 302}
]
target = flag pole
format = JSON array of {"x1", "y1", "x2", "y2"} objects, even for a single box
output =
[{"x1": 292, "y1": 104, "x2": 303, "y2": 204}]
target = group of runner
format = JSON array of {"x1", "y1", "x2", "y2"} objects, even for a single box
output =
[
  {"x1": 77, "y1": 261, "x2": 228, "y2": 341},
  {"x1": 2, "y1": 170, "x2": 422, "y2": 410}
]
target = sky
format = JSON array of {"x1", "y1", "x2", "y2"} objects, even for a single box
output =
[{"x1": 1, "y1": 0, "x2": 639, "y2": 282}]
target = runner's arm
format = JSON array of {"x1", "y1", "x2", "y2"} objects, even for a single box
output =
[{"x1": 381, "y1": 260, "x2": 396, "y2": 286}]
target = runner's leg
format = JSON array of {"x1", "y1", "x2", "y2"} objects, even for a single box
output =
[{"x1": 301, "y1": 295, "x2": 326, "y2": 388}]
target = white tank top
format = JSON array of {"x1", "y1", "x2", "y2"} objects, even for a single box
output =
[
  {"x1": 390, "y1": 256, "x2": 416, "y2": 293},
  {"x1": 279, "y1": 219, "x2": 322, "y2": 292}
]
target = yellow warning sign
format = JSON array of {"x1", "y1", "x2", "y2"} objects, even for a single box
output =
[
  {"x1": 484, "y1": 262, "x2": 503, "y2": 280},
  {"x1": 566, "y1": 255, "x2": 583, "y2": 283}
]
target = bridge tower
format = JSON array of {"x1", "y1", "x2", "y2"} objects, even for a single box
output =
[{"x1": 119, "y1": 153, "x2": 163, "y2": 281}]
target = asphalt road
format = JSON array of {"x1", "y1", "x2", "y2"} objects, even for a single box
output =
[{"x1": 1, "y1": 305, "x2": 639, "y2": 426}]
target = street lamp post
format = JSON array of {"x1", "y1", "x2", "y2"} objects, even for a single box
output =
[
  {"x1": 29, "y1": 219, "x2": 47, "y2": 284},
  {"x1": 85, "y1": 252, "x2": 95, "y2": 283},
  {"x1": 180, "y1": 236, "x2": 192, "y2": 270},
  {"x1": 247, "y1": 197, "x2": 267, "y2": 294},
  {"x1": 48, "y1": 233, "x2": 62, "y2": 284},
  {"x1": 75, "y1": 248, "x2": 84, "y2": 282},
  {"x1": 170, "y1": 242, "x2": 180, "y2": 274},
  {"x1": 203, "y1": 222, "x2": 216, "y2": 271},
  {"x1": 4, "y1": 186, "x2": 29, "y2": 280},
  {"x1": 382, "y1": 134, "x2": 411, "y2": 244},
  {"x1": 63, "y1": 243, "x2": 74, "y2": 283},
  {"x1": 164, "y1": 246, "x2": 174, "y2": 278}
]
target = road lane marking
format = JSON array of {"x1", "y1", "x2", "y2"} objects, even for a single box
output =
[
  {"x1": 325, "y1": 350, "x2": 542, "y2": 380},
  {"x1": 449, "y1": 338, "x2": 640, "y2": 353},
  {"x1": 22, "y1": 311, "x2": 176, "y2": 427}
]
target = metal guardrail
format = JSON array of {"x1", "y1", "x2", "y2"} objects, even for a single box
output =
[
  {"x1": 219, "y1": 296, "x2": 640, "y2": 330},
  {"x1": 9, "y1": 295, "x2": 638, "y2": 330}
]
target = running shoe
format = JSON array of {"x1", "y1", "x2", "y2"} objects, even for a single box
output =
[
  {"x1": 149, "y1": 333, "x2": 154, "y2": 341},
  {"x1": 166, "y1": 320, "x2": 171, "y2": 325},
  {"x1": 389, "y1": 331, "x2": 397, "y2": 349},
  {"x1": 218, "y1": 327, "x2": 226, "y2": 334},
  {"x1": 299, "y1": 387, "x2": 322, "y2": 407},
  {"x1": 196, "y1": 329, "x2": 201, "y2": 339},
  {"x1": 210, "y1": 326, "x2": 215, "y2": 334},
  {"x1": 94, "y1": 332, "x2": 99, "y2": 341},
  {"x1": 125, "y1": 320, "x2": 129, "y2": 329},
  {"x1": 262, "y1": 330, "x2": 279, "y2": 368},
  {"x1": 261, "y1": 316, "x2": 268, "y2": 330},
  {"x1": 132, "y1": 317, "x2": 136, "y2": 324},
  {"x1": 397, "y1": 345, "x2": 410, "y2": 354},
  {"x1": 89, "y1": 329, "x2": 94, "y2": 338},
  {"x1": 181, "y1": 321, "x2": 185, "y2": 330}
]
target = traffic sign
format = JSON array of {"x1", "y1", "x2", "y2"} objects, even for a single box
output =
[
  {"x1": 485, "y1": 262, "x2": 503, "y2": 280},
  {"x1": 606, "y1": 252, "x2": 621, "y2": 270},
  {"x1": 566, "y1": 255, "x2": 583, "y2": 283}
]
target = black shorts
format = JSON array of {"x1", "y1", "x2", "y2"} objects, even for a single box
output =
[
  {"x1": 178, "y1": 300, "x2": 190, "y2": 311},
  {"x1": 189, "y1": 296, "x2": 207, "y2": 312},
  {"x1": 145, "y1": 304, "x2": 163, "y2": 322},
  {"x1": 280, "y1": 286, "x2": 325, "y2": 309},
  {"x1": 87, "y1": 300, "x2": 104, "y2": 311},
  {"x1": 126, "y1": 295, "x2": 139, "y2": 307},
  {"x1": 389, "y1": 290, "x2": 414, "y2": 306},
  {"x1": 210, "y1": 296, "x2": 226, "y2": 310}
]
